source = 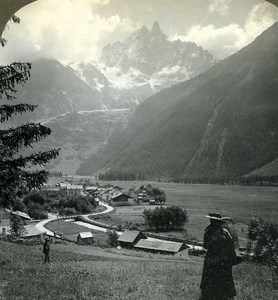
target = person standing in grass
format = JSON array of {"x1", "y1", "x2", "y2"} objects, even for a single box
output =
[
  {"x1": 43, "y1": 238, "x2": 51, "y2": 264},
  {"x1": 200, "y1": 213, "x2": 237, "y2": 300}
]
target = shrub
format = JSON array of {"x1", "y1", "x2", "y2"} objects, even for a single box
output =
[
  {"x1": 248, "y1": 217, "x2": 278, "y2": 288},
  {"x1": 107, "y1": 230, "x2": 119, "y2": 247},
  {"x1": 143, "y1": 206, "x2": 187, "y2": 231}
]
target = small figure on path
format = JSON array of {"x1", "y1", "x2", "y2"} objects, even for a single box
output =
[
  {"x1": 200, "y1": 213, "x2": 237, "y2": 300},
  {"x1": 43, "y1": 237, "x2": 51, "y2": 264}
]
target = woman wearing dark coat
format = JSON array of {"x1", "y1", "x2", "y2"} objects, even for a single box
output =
[{"x1": 200, "y1": 213, "x2": 237, "y2": 300}]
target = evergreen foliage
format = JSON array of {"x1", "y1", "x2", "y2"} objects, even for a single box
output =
[
  {"x1": 98, "y1": 169, "x2": 145, "y2": 181},
  {"x1": 0, "y1": 63, "x2": 59, "y2": 207}
]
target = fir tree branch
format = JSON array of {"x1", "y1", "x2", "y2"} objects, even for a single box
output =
[
  {"x1": 0, "y1": 104, "x2": 38, "y2": 123},
  {"x1": 0, "y1": 123, "x2": 53, "y2": 154},
  {"x1": 1, "y1": 149, "x2": 60, "y2": 168},
  {"x1": 0, "y1": 63, "x2": 31, "y2": 99}
]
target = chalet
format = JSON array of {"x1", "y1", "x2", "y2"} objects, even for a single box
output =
[
  {"x1": 113, "y1": 186, "x2": 124, "y2": 192},
  {"x1": 117, "y1": 230, "x2": 147, "y2": 249},
  {"x1": 0, "y1": 209, "x2": 11, "y2": 235},
  {"x1": 66, "y1": 184, "x2": 84, "y2": 196},
  {"x1": 137, "y1": 193, "x2": 144, "y2": 202},
  {"x1": 10, "y1": 210, "x2": 31, "y2": 221},
  {"x1": 77, "y1": 232, "x2": 94, "y2": 245},
  {"x1": 149, "y1": 199, "x2": 156, "y2": 205},
  {"x1": 42, "y1": 183, "x2": 58, "y2": 191},
  {"x1": 134, "y1": 239, "x2": 184, "y2": 255},
  {"x1": 57, "y1": 183, "x2": 85, "y2": 195},
  {"x1": 85, "y1": 186, "x2": 98, "y2": 195},
  {"x1": 110, "y1": 192, "x2": 133, "y2": 206},
  {"x1": 5, "y1": 209, "x2": 32, "y2": 226}
]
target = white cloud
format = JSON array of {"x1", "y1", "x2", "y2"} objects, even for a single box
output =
[
  {"x1": 208, "y1": 0, "x2": 231, "y2": 16},
  {"x1": 171, "y1": 3, "x2": 278, "y2": 59},
  {"x1": 0, "y1": 0, "x2": 137, "y2": 64}
]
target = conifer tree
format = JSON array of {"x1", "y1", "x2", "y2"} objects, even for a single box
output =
[{"x1": 0, "y1": 62, "x2": 59, "y2": 207}]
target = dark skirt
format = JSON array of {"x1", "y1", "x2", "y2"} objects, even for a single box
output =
[{"x1": 200, "y1": 254, "x2": 236, "y2": 300}]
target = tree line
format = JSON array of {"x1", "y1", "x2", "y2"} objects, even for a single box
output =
[
  {"x1": 21, "y1": 190, "x2": 99, "y2": 219},
  {"x1": 97, "y1": 169, "x2": 145, "y2": 181}
]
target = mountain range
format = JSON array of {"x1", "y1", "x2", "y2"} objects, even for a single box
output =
[
  {"x1": 77, "y1": 22, "x2": 278, "y2": 180},
  {"x1": 71, "y1": 21, "x2": 215, "y2": 109},
  {"x1": 6, "y1": 22, "x2": 216, "y2": 175}
]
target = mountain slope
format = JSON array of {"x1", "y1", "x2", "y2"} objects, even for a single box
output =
[
  {"x1": 10, "y1": 58, "x2": 102, "y2": 121},
  {"x1": 33, "y1": 109, "x2": 132, "y2": 175},
  {"x1": 77, "y1": 23, "x2": 278, "y2": 179}
]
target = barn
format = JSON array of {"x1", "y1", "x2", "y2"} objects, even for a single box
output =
[
  {"x1": 134, "y1": 239, "x2": 184, "y2": 255},
  {"x1": 110, "y1": 192, "x2": 133, "y2": 206},
  {"x1": 117, "y1": 230, "x2": 147, "y2": 249},
  {"x1": 77, "y1": 232, "x2": 94, "y2": 245}
]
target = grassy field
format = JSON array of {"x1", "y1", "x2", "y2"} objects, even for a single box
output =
[
  {"x1": 45, "y1": 220, "x2": 101, "y2": 242},
  {"x1": 0, "y1": 240, "x2": 277, "y2": 300},
  {"x1": 90, "y1": 181, "x2": 277, "y2": 242},
  {"x1": 46, "y1": 220, "x2": 110, "y2": 246}
]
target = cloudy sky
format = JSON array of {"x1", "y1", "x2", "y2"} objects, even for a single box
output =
[{"x1": 0, "y1": 0, "x2": 278, "y2": 64}]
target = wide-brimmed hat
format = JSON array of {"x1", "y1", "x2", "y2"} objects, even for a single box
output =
[
  {"x1": 205, "y1": 213, "x2": 223, "y2": 221},
  {"x1": 221, "y1": 216, "x2": 235, "y2": 224}
]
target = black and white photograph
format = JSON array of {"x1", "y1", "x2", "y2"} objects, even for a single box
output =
[{"x1": 0, "y1": 0, "x2": 278, "y2": 299}]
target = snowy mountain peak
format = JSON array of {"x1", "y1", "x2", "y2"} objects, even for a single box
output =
[
  {"x1": 151, "y1": 21, "x2": 163, "y2": 36},
  {"x1": 72, "y1": 22, "x2": 216, "y2": 110}
]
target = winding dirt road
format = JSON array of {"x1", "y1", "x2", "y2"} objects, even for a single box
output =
[{"x1": 34, "y1": 201, "x2": 114, "y2": 236}]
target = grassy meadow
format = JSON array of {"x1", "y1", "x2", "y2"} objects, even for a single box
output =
[
  {"x1": 45, "y1": 220, "x2": 108, "y2": 245},
  {"x1": 0, "y1": 240, "x2": 277, "y2": 300},
  {"x1": 94, "y1": 181, "x2": 278, "y2": 241}
]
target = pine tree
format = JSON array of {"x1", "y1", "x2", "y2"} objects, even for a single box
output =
[{"x1": 0, "y1": 62, "x2": 59, "y2": 207}]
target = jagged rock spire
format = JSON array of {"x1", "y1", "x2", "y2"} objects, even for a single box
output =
[{"x1": 151, "y1": 21, "x2": 162, "y2": 35}]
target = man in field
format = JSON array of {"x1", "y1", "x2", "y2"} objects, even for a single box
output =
[
  {"x1": 43, "y1": 237, "x2": 51, "y2": 264},
  {"x1": 200, "y1": 213, "x2": 237, "y2": 300}
]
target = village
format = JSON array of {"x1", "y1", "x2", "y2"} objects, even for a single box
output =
[{"x1": 0, "y1": 178, "x2": 203, "y2": 257}]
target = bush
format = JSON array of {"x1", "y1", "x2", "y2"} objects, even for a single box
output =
[
  {"x1": 248, "y1": 217, "x2": 278, "y2": 288},
  {"x1": 107, "y1": 230, "x2": 119, "y2": 247},
  {"x1": 23, "y1": 192, "x2": 46, "y2": 206},
  {"x1": 28, "y1": 209, "x2": 48, "y2": 220},
  {"x1": 143, "y1": 206, "x2": 187, "y2": 231}
]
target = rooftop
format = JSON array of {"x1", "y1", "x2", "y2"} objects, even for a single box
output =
[
  {"x1": 78, "y1": 232, "x2": 93, "y2": 239},
  {"x1": 118, "y1": 230, "x2": 146, "y2": 243},
  {"x1": 135, "y1": 239, "x2": 183, "y2": 253}
]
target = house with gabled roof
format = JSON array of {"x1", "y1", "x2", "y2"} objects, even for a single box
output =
[
  {"x1": 77, "y1": 232, "x2": 94, "y2": 245},
  {"x1": 10, "y1": 210, "x2": 31, "y2": 221},
  {"x1": 117, "y1": 230, "x2": 147, "y2": 248},
  {"x1": 110, "y1": 191, "x2": 133, "y2": 206},
  {"x1": 134, "y1": 239, "x2": 184, "y2": 255}
]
